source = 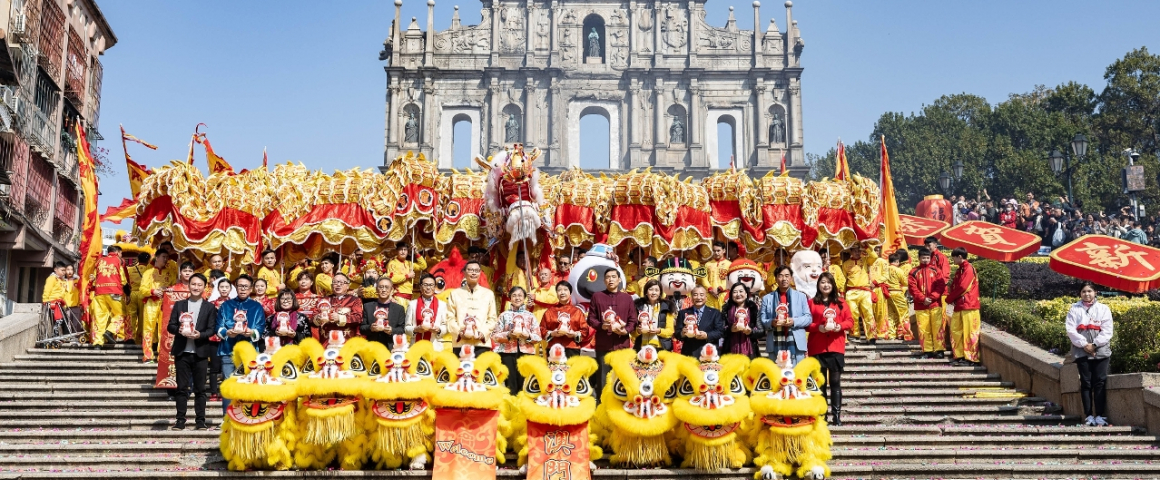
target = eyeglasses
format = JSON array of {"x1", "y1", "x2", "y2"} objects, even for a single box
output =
[
  {"x1": 421, "y1": 283, "x2": 436, "y2": 288},
  {"x1": 332, "y1": 280, "x2": 350, "y2": 286},
  {"x1": 464, "y1": 268, "x2": 481, "y2": 274},
  {"x1": 236, "y1": 284, "x2": 252, "y2": 290}
]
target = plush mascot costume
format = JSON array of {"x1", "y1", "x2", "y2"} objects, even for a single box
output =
[
  {"x1": 744, "y1": 352, "x2": 832, "y2": 480},
  {"x1": 510, "y1": 344, "x2": 603, "y2": 473},
  {"x1": 295, "y1": 336, "x2": 371, "y2": 470},
  {"x1": 360, "y1": 336, "x2": 439, "y2": 469},
  {"x1": 430, "y1": 345, "x2": 513, "y2": 464},
  {"x1": 671, "y1": 344, "x2": 752, "y2": 470},
  {"x1": 592, "y1": 345, "x2": 681, "y2": 467},
  {"x1": 219, "y1": 341, "x2": 307, "y2": 471},
  {"x1": 726, "y1": 258, "x2": 767, "y2": 297}
]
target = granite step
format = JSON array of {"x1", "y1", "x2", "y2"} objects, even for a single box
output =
[
  {"x1": 0, "y1": 400, "x2": 224, "y2": 410},
  {"x1": 838, "y1": 414, "x2": 1083, "y2": 425},
  {"x1": 832, "y1": 434, "x2": 1160, "y2": 447}
]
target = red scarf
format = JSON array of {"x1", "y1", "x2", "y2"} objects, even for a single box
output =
[{"x1": 415, "y1": 296, "x2": 439, "y2": 342}]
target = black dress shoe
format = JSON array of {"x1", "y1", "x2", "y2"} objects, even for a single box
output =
[
  {"x1": 831, "y1": 410, "x2": 842, "y2": 426},
  {"x1": 935, "y1": 352, "x2": 946, "y2": 359},
  {"x1": 170, "y1": 423, "x2": 186, "y2": 431},
  {"x1": 103, "y1": 331, "x2": 116, "y2": 345}
]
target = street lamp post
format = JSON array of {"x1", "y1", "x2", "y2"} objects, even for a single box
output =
[
  {"x1": 939, "y1": 162, "x2": 963, "y2": 198},
  {"x1": 1047, "y1": 133, "x2": 1088, "y2": 205}
]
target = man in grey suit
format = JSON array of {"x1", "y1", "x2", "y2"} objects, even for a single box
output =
[{"x1": 760, "y1": 266, "x2": 813, "y2": 364}]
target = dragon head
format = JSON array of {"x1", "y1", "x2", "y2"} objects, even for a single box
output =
[
  {"x1": 431, "y1": 345, "x2": 510, "y2": 410},
  {"x1": 361, "y1": 335, "x2": 438, "y2": 427},
  {"x1": 745, "y1": 352, "x2": 828, "y2": 437},
  {"x1": 672, "y1": 344, "x2": 751, "y2": 443},
  {"x1": 517, "y1": 344, "x2": 598, "y2": 426},
  {"x1": 601, "y1": 346, "x2": 682, "y2": 437}
]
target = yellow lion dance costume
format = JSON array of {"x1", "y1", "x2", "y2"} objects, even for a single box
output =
[
  {"x1": 509, "y1": 344, "x2": 603, "y2": 472},
  {"x1": 744, "y1": 352, "x2": 832, "y2": 480},
  {"x1": 295, "y1": 337, "x2": 371, "y2": 470},
  {"x1": 671, "y1": 344, "x2": 752, "y2": 470},
  {"x1": 592, "y1": 345, "x2": 681, "y2": 467},
  {"x1": 219, "y1": 341, "x2": 307, "y2": 471},
  {"x1": 360, "y1": 335, "x2": 439, "y2": 469},
  {"x1": 430, "y1": 345, "x2": 512, "y2": 464}
]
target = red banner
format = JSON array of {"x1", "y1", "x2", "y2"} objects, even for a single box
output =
[
  {"x1": 525, "y1": 421, "x2": 591, "y2": 480},
  {"x1": 939, "y1": 220, "x2": 1040, "y2": 262},
  {"x1": 155, "y1": 285, "x2": 191, "y2": 388},
  {"x1": 1050, "y1": 235, "x2": 1160, "y2": 293},
  {"x1": 433, "y1": 409, "x2": 499, "y2": 480},
  {"x1": 899, "y1": 214, "x2": 949, "y2": 246}
]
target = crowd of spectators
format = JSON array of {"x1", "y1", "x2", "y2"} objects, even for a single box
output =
[{"x1": 948, "y1": 190, "x2": 1155, "y2": 250}]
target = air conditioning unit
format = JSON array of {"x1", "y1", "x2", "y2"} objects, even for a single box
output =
[{"x1": 8, "y1": 0, "x2": 28, "y2": 42}]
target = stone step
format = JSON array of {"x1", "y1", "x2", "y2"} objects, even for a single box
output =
[
  {"x1": 11, "y1": 354, "x2": 144, "y2": 362},
  {"x1": 0, "y1": 370, "x2": 157, "y2": 377},
  {"x1": 0, "y1": 454, "x2": 196, "y2": 470},
  {"x1": 843, "y1": 380, "x2": 1015, "y2": 389},
  {"x1": 839, "y1": 414, "x2": 1082, "y2": 425},
  {"x1": 0, "y1": 428, "x2": 220, "y2": 441},
  {"x1": 0, "y1": 383, "x2": 159, "y2": 393},
  {"x1": 0, "y1": 410, "x2": 222, "y2": 420},
  {"x1": 0, "y1": 375, "x2": 156, "y2": 383},
  {"x1": 843, "y1": 388, "x2": 1025, "y2": 397},
  {"x1": 843, "y1": 365, "x2": 987, "y2": 373},
  {"x1": 0, "y1": 391, "x2": 206, "y2": 401},
  {"x1": 0, "y1": 442, "x2": 215, "y2": 455},
  {"x1": 843, "y1": 372, "x2": 999, "y2": 381},
  {"x1": 843, "y1": 405, "x2": 1027, "y2": 415},
  {"x1": 847, "y1": 396, "x2": 1026, "y2": 405},
  {"x1": 0, "y1": 419, "x2": 197, "y2": 429},
  {"x1": 0, "y1": 400, "x2": 224, "y2": 410},
  {"x1": 830, "y1": 446, "x2": 1160, "y2": 460},
  {"x1": 25, "y1": 346, "x2": 145, "y2": 354},
  {"x1": 832, "y1": 434, "x2": 1160, "y2": 447},
  {"x1": 1, "y1": 361, "x2": 154, "y2": 370}
]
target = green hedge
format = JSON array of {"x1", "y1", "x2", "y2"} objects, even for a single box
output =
[
  {"x1": 981, "y1": 297, "x2": 1160, "y2": 374},
  {"x1": 973, "y1": 259, "x2": 1011, "y2": 301}
]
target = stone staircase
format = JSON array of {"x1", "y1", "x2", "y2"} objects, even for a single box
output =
[{"x1": 0, "y1": 342, "x2": 1158, "y2": 479}]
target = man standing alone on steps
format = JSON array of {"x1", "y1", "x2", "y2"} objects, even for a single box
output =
[
  {"x1": 946, "y1": 248, "x2": 981, "y2": 367},
  {"x1": 167, "y1": 274, "x2": 217, "y2": 430}
]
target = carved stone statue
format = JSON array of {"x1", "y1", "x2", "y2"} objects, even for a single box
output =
[
  {"x1": 588, "y1": 28, "x2": 600, "y2": 58},
  {"x1": 670, "y1": 116, "x2": 685, "y2": 144},
  {"x1": 769, "y1": 113, "x2": 785, "y2": 144},
  {"x1": 405, "y1": 111, "x2": 419, "y2": 143},
  {"x1": 505, "y1": 113, "x2": 520, "y2": 143}
]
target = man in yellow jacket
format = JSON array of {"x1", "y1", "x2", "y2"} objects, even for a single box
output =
[
  {"x1": 701, "y1": 241, "x2": 731, "y2": 309},
  {"x1": 869, "y1": 246, "x2": 891, "y2": 340},
  {"x1": 90, "y1": 246, "x2": 128, "y2": 346},
  {"x1": 254, "y1": 249, "x2": 283, "y2": 297},
  {"x1": 387, "y1": 242, "x2": 427, "y2": 307},
  {"x1": 843, "y1": 245, "x2": 878, "y2": 342},
  {"x1": 884, "y1": 251, "x2": 913, "y2": 341}
]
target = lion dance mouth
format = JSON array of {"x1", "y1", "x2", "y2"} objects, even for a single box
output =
[
  {"x1": 761, "y1": 415, "x2": 817, "y2": 428},
  {"x1": 371, "y1": 399, "x2": 428, "y2": 421},
  {"x1": 684, "y1": 422, "x2": 739, "y2": 439}
]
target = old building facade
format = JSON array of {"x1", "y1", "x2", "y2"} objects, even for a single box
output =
[
  {"x1": 381, "y1": 0, "x2": 805, "y2": 176},
  {"x1": 0, "y1": 0, "x2": 114, "y2": 313}
]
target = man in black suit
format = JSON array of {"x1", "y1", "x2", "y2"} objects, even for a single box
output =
[
  {"x1": 166, "y1": 273, "x2": 217, "y2": 430},
  {"x1": 677, "y1": 286, "x2": 726, "y2": 356},
  {"x1": 361, "y1": 277, "x2": 407, "y2": 345}
]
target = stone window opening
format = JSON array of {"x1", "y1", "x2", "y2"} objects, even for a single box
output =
[
  {"x1": 452, "y1": 113, "x2": 473, "y2": 169},
  {"x1": 581, "y1": 15, "x2": 605, "y2": 64},
  {"x1": 579, "y1": 107, "x2": 611, "y2": 169},
  {"x1": 716, "y1": 115, "x2": 737, "y2": 169}
]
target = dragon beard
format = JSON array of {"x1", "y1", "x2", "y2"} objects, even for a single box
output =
[
  {"x1": 302, "y1": 404, "x2": 358, "y2": 446},
  {"x1": 506, "y1": 203, "x2": 542, "y2": 251}
]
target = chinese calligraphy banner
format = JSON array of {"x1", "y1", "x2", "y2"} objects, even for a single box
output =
[
  {"x1": 899, "y1": 214, "x2": 949, "y2": 246},
  {"x1": 1050, "y1": 235, "x2": 1160, "y2": 293},
  {"x1": 433, "y1": 408, "x2": 499, "y2": 480},
  {"x1": 525, "y1": 421, "x2": 591, "y2": 480},
  {"x1": 939, "y1": 221, "x2": 1040, "y2": 262}
]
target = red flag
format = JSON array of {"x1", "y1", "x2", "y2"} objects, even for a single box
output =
[
  {"x1": 120, "y1": 125, "x2": 155, "y2": 197},
  {"x1": 197, "y1": 132, "x2": 235, "y2": 175},
  {"x1": 101, "y1": 198, "x2": 137, "y2": 224},
  {"x1": 779, "y1": 152, "x2": 787, "y2": 174},
  {"x1": 76, "y1": 124, "x2": 101, "y2": 329},
  {"x1": 878, "y1": 135, "x2": 905, "y2": 255}
]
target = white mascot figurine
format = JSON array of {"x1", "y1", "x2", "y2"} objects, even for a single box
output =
[
  {"x1": 725, "y1": 258, "x2": 766, "y2": 296},
  {"x1": 480, "y1": 144, "x2": 552, "y2": 251},
  {"x1": 790, "y1": 250, "x2": 825, "y2": 298},
  {"x1": 568, "y1": 244, "x2": 626, "y2": 308}
]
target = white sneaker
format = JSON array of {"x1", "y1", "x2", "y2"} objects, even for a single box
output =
[
  {"x1": 1084, "y1": 415, "x2": 1096, "y2": 426},
  {"x1": 1095, "y1": 416, "x2": 1109, "y2": 426}
]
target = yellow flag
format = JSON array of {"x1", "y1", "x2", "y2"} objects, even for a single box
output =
[{"x1": 879, "y1": 135, "x2": 905, "y2": 255}]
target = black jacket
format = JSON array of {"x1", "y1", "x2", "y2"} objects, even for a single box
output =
[
  {"x1": 676, "y1": 305, "x2": 726, "y2": 356},
  {"x1": 633, "y1": 297, "x2": 675, "y2": 351},
  {"x1": 360, "y1": 300, "x2": 407, "y2": 345},
  {"x1": 167, "y1": 298, "x2": 219, "y2": 358}
]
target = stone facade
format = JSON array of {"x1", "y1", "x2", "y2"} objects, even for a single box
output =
[{"x1": 381, "y1": 0, "x2": 805, "y2": 178}]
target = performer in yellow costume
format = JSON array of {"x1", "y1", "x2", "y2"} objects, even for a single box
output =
[
  {"x1": 256, "y1": 249, "x2": 284, "y2": 297},
  {"x1": 869, "y1": 247, "x2": 891, "y2": 340},
  {"x1": 701, "y1": 241, "x2": 731, "y2": 309},
  {"x1": 89, "y1": 246, "x2": 128, "y2": 346},
  {"x1": 842, "y1": 246, "x2": 877, "y2": 341},
  {"x1": 126, "y1": 252, "x2": 150, "y2": 344},
  {"x1": 387, "y1": 243, "x2": 426, "y2": 307},
  {"x1": 139, "y1": 251, "x2": 176, "y2": 362},
  {"x1": 821, "y1": 250, "x2": 845, "y2": 296},
  {"x1": 884, "y1": 252, "x2": 913, "y2": 341}
]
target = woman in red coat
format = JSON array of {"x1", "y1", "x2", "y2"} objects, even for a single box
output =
[{"x1": 807, "y1": 272, "x2": 854, "y2": 426}]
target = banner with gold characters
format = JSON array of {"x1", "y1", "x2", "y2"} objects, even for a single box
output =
[
  {"x1": 433, "y1": 408, "x2": 499, "y2": 480},
  {"x1": 525, "y1": 421, "x2": 591, "y2": 480},
  {"x1": 899, "y1": 214, "x2": 949, "y2": 246},
  {"x1": 939, "y1": 220, "x2": 1040, "y2": 262},
  {"x1": 1050, "y1": 235, "x2": 1160, "y2": 293}
]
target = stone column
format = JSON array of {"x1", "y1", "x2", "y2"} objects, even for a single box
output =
[
  {"x1": 392, "y1": 0, "x2": 403, "y2": 66},
  {"x1": 524, "y1": 77, "x2": 536, "y2": 147},
  {"x1": 653, "y1": 76, "x2": 666, "y2": 151},
  {"x1": 549, "y1": 77, "x2": 562, "y2": 166},
  {"x1": 686, "y1": 6, "x2": 697, "y2": 65},
  {"x1": 424, "y1": 0, "x2": 435, "y2": 67},
  {"x1": 628, "y1": 0, "x2": 637, "y2": 66},
  {"x1": 526, "y1": 5, "x2": 535, "y2": 65},
  {"x1": 788, "y1": 77, "x2": 803, "y2": 166},
  {"x1": 422, "y1": 78, "x2": 435, "y2": 158},
  {"x1": 386, "y1": 79, "x2": 402, "y2": 161},
  {"x1": 689, "y1": 81, "x2": 703, "y2": 166},
  {"x1": 752, "y1": 1, "x2": 763, "y2": 68},
  {"x1": 628, "y1": 80, "x2": 644, "y2": 168},
  {"x1": 491, "y1": 0, "x2": 501, "y2": 64},
  {"x1": 489, "y1": 78, "x2": 502, "y2": 151},
  {"x1": 550, "y1": 1, "x2": 560, "y2": 65},
  {"x1": 754, "y1": 82, "x2": 768, "y2": 166}
]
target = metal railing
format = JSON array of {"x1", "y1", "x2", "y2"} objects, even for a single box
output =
[{"x1": 27, "y1": 107, "x2": 55, "y2": 156}]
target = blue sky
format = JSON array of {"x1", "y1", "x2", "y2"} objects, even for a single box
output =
[{"x1": 96, "y1": 0, "x2": 1159, "y2": 227}]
